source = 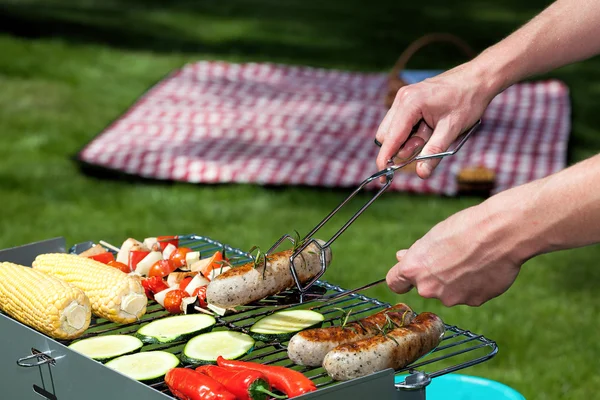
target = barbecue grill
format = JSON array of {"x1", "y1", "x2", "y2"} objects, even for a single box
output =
[{"x1": 1, "y1": 234, "x2": 498, "y2": 400}]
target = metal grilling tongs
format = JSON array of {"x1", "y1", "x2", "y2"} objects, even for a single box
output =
[{"x1": 247, "y1": 120, "x2": 481, "y2": 309}]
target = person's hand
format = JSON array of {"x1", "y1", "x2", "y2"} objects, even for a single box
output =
[
  {"x1": 375, "y1": 63, "x2": 497, "y2": 179},
  {"x1": 386, "y1": 200, "x2": 525, "y2": 307}
]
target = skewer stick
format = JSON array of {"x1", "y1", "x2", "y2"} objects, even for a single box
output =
[{"x1": 99, "y1": 240, "x2": 120, "y2": 252}]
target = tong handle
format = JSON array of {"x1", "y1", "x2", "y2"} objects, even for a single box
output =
[{"x1": 375, "y1": 119, "x2": 481, "y2": 169}]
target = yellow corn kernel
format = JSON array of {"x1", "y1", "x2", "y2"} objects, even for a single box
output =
[
  {"x1": 0, "y1": 262, "x2": 91, "y2": 339},
  {"x1": 33, "y1": 253, "x2": 147, "y2": 324}
]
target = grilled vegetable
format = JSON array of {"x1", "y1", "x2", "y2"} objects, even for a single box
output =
[
  {"x1": 165, "y1": 368, "x2": 236, "y2": 400},
  {"x1": 216, "y1": 356, "x2": 317, "y2": 398},
  {"x1": 196, "y1": 365, "x2": 284, "y2": 400},
  {"x1": 79, "y1": 244, "x2": 108, "y2": 258},
  {"x1": 179, "y1": 276, "x2": 194, "y2": 291},
  {"x1": 250, "y1": 310, "x2": 324, "y2": 342},
  {"x1": 88, "y1": 251, "x2": 115, "y2": 265},
  {"x1": 194, "y1": 285, "x2": 208, "y2": 309},
  {"x1": 322, "y1": 312, "x2": 445, "y2": 381},
  {"x1": 154, "y1": 286, "x2": 179, "y2": 307},
  {"x1": 108, "y1": 260, "x2": 131, "y2": 274},
  {"x1": 68, "y1": 334, "x2": 143, "y2": 362},
  {"x1": 32, "y1": 253, "x2": 147, "y2": 324},
  {"x1": 170, "y1": 247, "x2": 193, "y2": 269},
  {"x1": 134, "y1": 251, "x2": 163, "y2": 276},
  {"x1": 149, "y1": 259, "x2": 175, "y2": 279},
  {"x1": 191, "y1": 251, "x2": 224, "y2": 278},
  {"x1": 136, "y1": 314, "x2": 216, "y2": 344},
  {"x1": 116, "y1": 238, "x2": 144, "y2": 264},
  {"x1": 105, "y1": 351, "x2": 180, "y2": 384},
  {"x1": 164, "y1": 289, "x2": 189, "y2": 314},
  {"x1": 181, "y1": 331, "x2": 255, "y2": 366},
  {"x1": 287, "y1": 303, "x2": 416, "y2": 367},
  {"x1": 0, "y1": 262, "x2": 91, "y2": 340},
  {"x1": 129, "y1": 250, "x2": 150, "y2": 273},
  {"x1": 157, "y1": 235, "x2": 179, "y2": 251},
  {"x1": 167, "y1": 271, "x2": 195, "y2": 288},
  {"x1": 206, "y1": 240, "x2": 331, "y2": 308},
  {"x1": 163, "y1": 243, "x2": 178, "y2": 260}
]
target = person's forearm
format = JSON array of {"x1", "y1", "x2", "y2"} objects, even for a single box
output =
[
  {"x1": 482, "y1": 154, "x2": 600, "y2": 262},
  {"x1": 470, "y1": 0, "x2": 600, "y2": 94}
]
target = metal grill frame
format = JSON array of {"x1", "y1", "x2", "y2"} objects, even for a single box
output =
[{"x1": 0, "y1": 235, "x2": 499, "y2": 400}]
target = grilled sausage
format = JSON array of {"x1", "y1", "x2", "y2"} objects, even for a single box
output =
[
  {"x1": 287, "y1": 303, "x2": 416, "y2": 367},
  {"x1": 206, "y1": 240, "x2": 331, "y2": 308},
  {"x1": 322, "y1": 312, "x2": 445, "y2": 381}
]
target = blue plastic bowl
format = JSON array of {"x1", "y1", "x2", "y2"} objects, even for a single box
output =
[{"x1": 395, "y1": 374, "x2": 526, "y2": 400}]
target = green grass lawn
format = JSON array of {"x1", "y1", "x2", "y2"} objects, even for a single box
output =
[{"x1": 1, "y1": 1, "x2": 599, "y2": 398}]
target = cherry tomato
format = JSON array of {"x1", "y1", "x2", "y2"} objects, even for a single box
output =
[
  {"x1": 141, "y1": 276, "x2": 169, "y2": 299},
  {"x1": 192, "y1": 285, "x2": 208, "y2": 309},
  {"x1": 164, "y1": 289, "x2": 187, "y2": 314},
  {"x1": 169, "y1": 247, "x2": 192, "y2": 269},
  {"x1": 89, "y1": 252, "x2": 115, "y2": 264},
  {"x1": 107, "y1": 260, "x2": 131, "y2": 274},
  {"x1": 148, "y1": 260, "x2": 175, "y2": 279},
  {"x1": 179, "y1": 276, "x2": 193, "y2": 291}
]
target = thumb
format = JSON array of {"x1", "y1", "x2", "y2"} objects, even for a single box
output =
[{"x1": 386, "y1": 250, "x2": 413, "y2": 294}]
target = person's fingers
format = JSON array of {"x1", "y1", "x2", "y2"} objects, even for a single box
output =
[
  {"x1": 386, "y1": 250, "x2": 413, "y2": 294},
  {"x1": 414, "y1": 120, "x2": 434, "y2": 143},
  {"x1": 415, "y1": 118, "x2": 462, "y2": 179},
  {"x1": 390, "y1": 121, "x2": 432, "y2": 164},
  {"x1": 396, "y1": 249, "x2": 408, "y2": 261},
  {"x1": 376, "y1": 106, "x2": 422, "y2": 172},
  {"x1": 375, "y1": 105, "x2": 398, "y2": 145}
]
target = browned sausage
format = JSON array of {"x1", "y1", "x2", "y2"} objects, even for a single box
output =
[
  {"x1": 206, "y1": 240, "x2": 331, "y2": 308},
  {"x1": 322, "y1": 312, "x2": 445, "y2": 381},
  {"x1": 287, "y1": 303, "x2": 416, "y2": 366}
]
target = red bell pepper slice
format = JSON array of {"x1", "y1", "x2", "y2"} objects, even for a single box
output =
[
  {"x1": 157, "y1": 235, "x2": 179, "y2": 251},
  {"x1": 88, "y1": 252, "x2": 115, "y2": 264},
  {"x1": 128, "y1": 250, "x2": 150, "y2": 273},
  {"x1": 141, "y1": 276, "x2": 169, "y2": 300}
]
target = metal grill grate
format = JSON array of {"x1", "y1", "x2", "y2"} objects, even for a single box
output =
[{"x1": 62, "y1": 234, "x2": 498, "y2": 397}]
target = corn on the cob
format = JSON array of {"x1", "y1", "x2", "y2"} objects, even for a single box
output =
[
  {"x1": 0, "y1": 262, "x2": 91, "y2": 339},
  {"x1": 32, "y1": 253, "x2": 147, "y2": 324}
]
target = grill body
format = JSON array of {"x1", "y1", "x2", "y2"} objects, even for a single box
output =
[{"x1": 0, "y1": 236, "x2": 498, "y2": 400}]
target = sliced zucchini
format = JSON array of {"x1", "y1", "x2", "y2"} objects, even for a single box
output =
[
  {"x1": 136, "y1": 314, "x2": 216, "y2": 344},
  {"x1": 181, "y1": 331, "x2": 254, "y2": 366},
  {"x1": 249, "y1": 309, "x2": 325, "y2": 342},
  {"x1": 105, "y1": 351, "x2": 179, "y2": 384},
  {"x1": 69, "y1": 335, "x2": 143, "y2": 362}
]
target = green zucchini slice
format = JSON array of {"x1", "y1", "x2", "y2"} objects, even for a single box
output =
[
  {"x1": 249, "y1": 309, "x2": 325, "y2": 341},
  {"x1": 181, "y1": 331, "x2": 255, "y2": 366},
  {"x1": 68, "y1": 335, "x2": 143, "y2": 362},
  {"x1": 105, "y1": 351, "x2": 179, "y2": 384},
  {"x1": 136, "y1": 314, "x2": 216, "y2": 344}
]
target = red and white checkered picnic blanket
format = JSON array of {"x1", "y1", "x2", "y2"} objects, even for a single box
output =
[{"x1": 77, "y1": 61, "x2": 571, "y2": 196}]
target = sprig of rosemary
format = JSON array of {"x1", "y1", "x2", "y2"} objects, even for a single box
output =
[
  {"x1": 248, "y1": 245, "x2": 269, "y2": 279},
  {"x1": 373, "y1": 313, "x2": 405, "y2": 346},
  {"x1": 214, "y1": 259, "x2": 234, "y2": 274},
  {"x1": 334, "y1": 308, "x2": 357, "y2": 334}
]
